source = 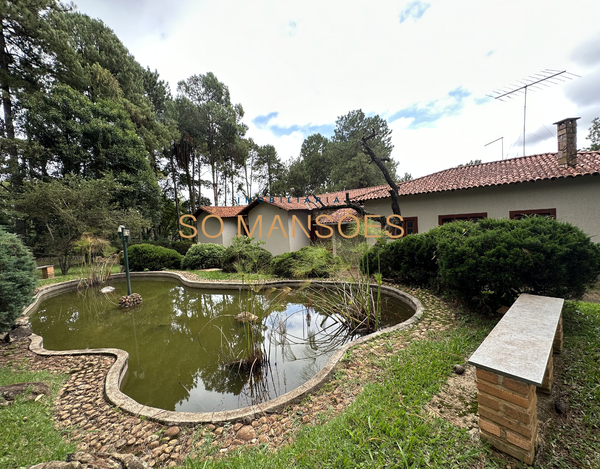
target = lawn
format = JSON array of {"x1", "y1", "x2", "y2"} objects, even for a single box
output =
[{"x1": 0, "y1": 367, "x2": 75, "y2": 468}]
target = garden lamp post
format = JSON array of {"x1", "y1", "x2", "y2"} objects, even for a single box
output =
[{"x1": 118, "y1": 225, "x2": 132, "y2": 296}]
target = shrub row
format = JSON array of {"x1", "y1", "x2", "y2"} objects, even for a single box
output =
[
  {"x1": 124, "y1": 239, "x2": 339, "y2": 279},
  {"x1": 361, "y1": 217, "x2": 600, "y2": 311}
]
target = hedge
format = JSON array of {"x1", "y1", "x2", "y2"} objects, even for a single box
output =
[
  {"x1": 181, "y1": 243, "x2": 226, "y2": 270},
  {"x1": 124, "y1": 244, "x2": 183, "y2": 271},
  {"x1": 271, "y1": 246, "x2": 338, "y2": 278}
]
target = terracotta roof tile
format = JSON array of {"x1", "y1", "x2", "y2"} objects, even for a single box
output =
[
  {"x1": 193, "y1": 205, "x2": 245, "y2": 218},
  {"x1": 318, "y1": 208, "x2": 360, "y2": 224},
  {"x1": 354, "y1": 151, "x2": 600, "y2": 201}
]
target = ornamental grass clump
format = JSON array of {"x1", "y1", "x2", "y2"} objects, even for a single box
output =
[{"x1": 221, "y1": 236, "x2": 272, "y2": 273}]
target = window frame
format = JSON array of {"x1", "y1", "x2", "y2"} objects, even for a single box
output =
[
  {"x1": 438, "y1": 212, "x2": 488, "y2": 225},
  {"x1": 509, "y1": 208, "x2": 557, "y2": 220},
  {"x1": 389, "y1": 216, "x2": 418, "y2": 237}
]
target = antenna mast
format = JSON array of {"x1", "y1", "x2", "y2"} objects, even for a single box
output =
[{"x1": 488, "y1": 70, "x2": 579, "y2": 156}]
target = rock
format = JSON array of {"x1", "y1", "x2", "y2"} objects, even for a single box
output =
[
  {"x1": 258, "y1": 434, "x2": 269, "y2": 444},
  {"x1": 0, "y1": 331, "x2": 8, "y2": 342},
  {"x1": 66, "y1": 453, "x2": 94, "y2": 464},
  {"x1": 233, "y1": 423, "x2": 243, "y2": 432},
  {"x1": 111, "y1": 453, "x2": 150, "y2": 469},
  {"x1": 236, "y1": 425, "x2": 256, "y2": 441},
  {"x1": 235, "y1": 311, "x2": 258, "y2": 323},
  {"x1": 0, "y1": 382, "x2": 51, "y2": 402},
  {"x1": 119, "y1": 293, "x2": 143, "y2": 309},
  {"x1": 453, "y1": 364, "x2": 465, "y2": 375},
  {"x1": 555, "y1": 399, "x2": 568, "y2": 415},
  {"x1": 100, "y1": 286, "x2": 115, "y2": 293},
  {"x1": 164, "y1": 426, "x2": 180, "y2": 438},
  {"x1": 8, "y1": 326, "x2": 33, "y2": 342},
  {"x1": 114, "y1": 438, "x2": 127, "y2": 449}
]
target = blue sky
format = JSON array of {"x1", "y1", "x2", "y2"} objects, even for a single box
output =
[{"x1": 75, "y1": 0, "x2": 600, "y2": 178}]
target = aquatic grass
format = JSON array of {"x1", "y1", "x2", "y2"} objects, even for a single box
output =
[{"x1": 0, "y1": 368, "x2": 75, "y2": 468}]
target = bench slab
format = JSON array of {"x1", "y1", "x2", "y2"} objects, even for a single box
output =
[{"x1": 468, "y1": 293, "x2": 564, "y2": 386}]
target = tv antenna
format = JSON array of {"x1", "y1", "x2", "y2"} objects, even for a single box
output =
[
  {"x1": 485, "y1": 136, "x2": 503, "y2": 160},
  {"x1": 487, "y1": 69, "x2": 580, "y2": 157}
]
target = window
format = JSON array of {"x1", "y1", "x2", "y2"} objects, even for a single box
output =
[
  {"x1": 509, "y1": 208, "x2": 556, "y2": 220},
  {"x1": 438, "y1": 213, "x2": 487, "y2": 225},
  {"x1": 389, "y1": 216, "x2": 418, "y2": 237}
]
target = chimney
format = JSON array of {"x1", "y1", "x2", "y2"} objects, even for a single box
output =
[{"x1": 553, "y1": 117, "x2": 580, "y2": 167}]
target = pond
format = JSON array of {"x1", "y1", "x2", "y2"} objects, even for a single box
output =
[{"x1": 30, "y1": 279, "x2": 414, "y2": 413}]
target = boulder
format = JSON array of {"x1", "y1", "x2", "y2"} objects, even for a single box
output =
[{"x1": 0, "y1": 382, "x2": 51, "y2": 402}]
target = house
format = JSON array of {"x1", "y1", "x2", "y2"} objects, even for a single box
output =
[
  {"x1": 355, "y1": 118, "x2": 600, "y2": 242},
  {"x1": 190, "y1": 117, "x2": 600, "y2": 254},
  {"x1": 193, "y1": 205, "x2": 245, "y2": 247}
]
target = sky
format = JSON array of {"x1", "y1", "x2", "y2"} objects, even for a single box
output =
[{"x1": 74, "y1": 0, "x2": 600, "y2": 180}]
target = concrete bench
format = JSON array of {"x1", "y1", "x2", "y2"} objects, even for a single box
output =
[
  {"x1": 468, "y1": 293, "x2": 564, "y2": 465},
  {"x1": 37, "y1": 265, "x2": 55, "y2": 279}
]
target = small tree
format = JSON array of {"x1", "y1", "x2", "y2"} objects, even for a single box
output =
[
  {"x1": 0, "y1": 228, "x2": 38, "y2": 331},
  {"x1": 585, "y1": 117, "x2": 600, "y2": 151}
]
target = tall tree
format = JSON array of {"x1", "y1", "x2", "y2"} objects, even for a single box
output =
[
  {"x1": 254, "y1": 144, "x2": 287, "y2": 196},
  {"x1": 177, "y1": 72, "x2": 246, "y2": 207},
  {"x1": 0, "y1": 0, "x2": 63, "y2": 191}
]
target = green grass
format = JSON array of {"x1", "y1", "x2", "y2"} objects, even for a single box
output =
[
  {"x1": 536, "y1": 301, "x2": 600, "y2": 469},
  {"x1": 0, "y1": 368, "x2": 75, "y2": 468},
  {"x1": 36, "y1": 264, "x2": 121, "y2": 288},
  {"x1": 183, "y1": 313, "x2": 504, "y2": 469}
]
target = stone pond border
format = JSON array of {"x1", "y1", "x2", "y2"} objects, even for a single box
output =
[{"x1": 21, "y1": 271, "x2": 424, "y2": 426}]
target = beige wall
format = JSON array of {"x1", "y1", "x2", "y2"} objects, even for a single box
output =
[
  {"x1": 363, "y1": 175, "x2": 600, "y2": 241},
  {"x1": 287, "y1": 211, "x2": 312, "y2": 252},
  {"x1": 196, "y1": 213, "x2": 237, "y2": 246}
]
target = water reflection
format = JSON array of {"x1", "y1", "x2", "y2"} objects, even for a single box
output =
[{"x1": 30, "y1": 280, "x2": 413, "y2": 412}]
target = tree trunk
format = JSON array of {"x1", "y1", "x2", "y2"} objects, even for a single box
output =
[
  {"x1": 169, "y1": 151, "x2": 182, "y2": 241},
  {"x1": 361, "y1": 134, "x2": 401, "y2": 216}
]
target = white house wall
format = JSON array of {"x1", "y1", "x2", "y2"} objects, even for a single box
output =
[{"x1": 363, "y1": 175, "x2": 600, "y2": 241}]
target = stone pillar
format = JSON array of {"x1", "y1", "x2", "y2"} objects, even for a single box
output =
[
  {"x1": 539, "y1": 354, "x2": 553, "y2": 394},
  {"x1": 554, "y1": 117, "x2": 580, "y2": 168},
  {"x1": 553, "y1": 315, "x2": 563, "y2": 354},
  {"x1": 475, "y1": 368, "x2": 538, "y2": 465}
]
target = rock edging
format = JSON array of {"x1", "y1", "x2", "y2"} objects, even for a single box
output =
[{"x1": 23, "y1": 272, "x2": 424, "y2": 426}]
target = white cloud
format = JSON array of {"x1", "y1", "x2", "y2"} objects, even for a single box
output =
[{"x1": 75, "y1": 0, "x2": 600, "y2": 178}]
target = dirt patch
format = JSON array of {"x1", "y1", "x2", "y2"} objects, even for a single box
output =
[{"x1": 425, "y1": 364, "x2": 478, "y2": 433}]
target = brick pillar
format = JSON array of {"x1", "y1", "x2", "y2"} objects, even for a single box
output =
[
  {"x1": 476, "y1": 368, "x2": 538, "y2": 465},
  {"x1": 539, "y1": 354, "x2": 553, "y2": 394},
  {"x1": 553, "y1": 315, "x2": 563, "y2": 354},
  {"x1": 554, "y1": 117, "x2": 579, "y2": 168}
]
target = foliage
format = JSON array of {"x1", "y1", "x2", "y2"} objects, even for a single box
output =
[
  {"x1": 125, "y1": 244, "x2": 182, "y2": 271},
  {"x1": 131, "y1": 240, "x2": 192, "y2": 256},
  {"x1": 362, "y1": 217, "x2": 600, "y2": 311},
  {"x1": 221, "y1": 236, "x2": 272, "y2": 273},
  {"x1": 181, "y1": 243, "x2": 226, "y2": 270},
  {"x1": 584, "y1": 117, "x2": 600, "y2": 151},
  {"x1": 0, "y1": 227, "x2": 37, "y2": 331},
  {"x1": 271, "y1": 246, "x2": 338, "y2": 279},
  {"x1": 18, "y1": 175, "x2": 148, "y2": 275}
]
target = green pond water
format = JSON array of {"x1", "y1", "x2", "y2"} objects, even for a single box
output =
[{"x1": 30, "y1": 279, "x2": 413, "y2": 412}]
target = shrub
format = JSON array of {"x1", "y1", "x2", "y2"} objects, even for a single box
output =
[
  {"x1": 130, "y1": 240, "x2": 192, "y2": 256},
  {"x1": 0, "y1": 228, "x2": 38, "y2": 331},
  {"x1": 271, "y1": 246, "x2": 338, "y2": 278},
  {"x1": 438, "y1": 216, "x2": 600, "y2": 310},
  {"x1": 125, "y1": 244, "x2": 183, "y2": 271},
  {"x1": 181, "y1": 243, "x2": 226, "y2": 270},
  {"x1": 360, "y1": 217, "x2": 600, "y2": 312},
  {"x1": 221, "y1": 237, "x2": 272, "y2": 273}
]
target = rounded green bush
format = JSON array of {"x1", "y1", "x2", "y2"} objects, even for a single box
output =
[
  {"x1": 271, "y1": 246, "x2": 338, "y2": 279},
  {"x1": 221, "y1": 237, "x2": 272, "y2": 273},
  {"x1": 360, "y1": 217, "x2": 600, "y2": 311},
  {"x1": 181, "y1": 243, "x2": 226, "y2": 270},
  {"x1": 0, "y1": 228, "x2": 38, "y2": 331},
  {"x1": 125, "y1": 244, "x2": 183, "y2": 271}
]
